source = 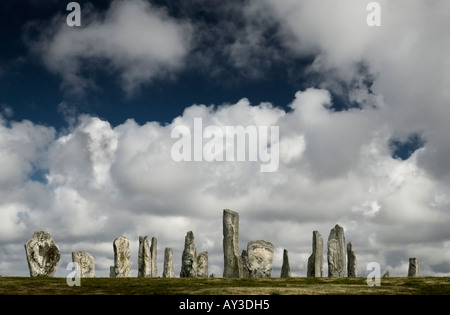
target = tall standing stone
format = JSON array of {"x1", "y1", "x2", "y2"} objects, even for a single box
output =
[
  {"x1": 197, "y1": 251, "x2": 209, "y2": 278},
  {"x1": 241, "y1": 250, "x2": 250, "y2": 278},
  {"x1": 327, "y1": 224, "x2": 346, "y2": 277},
  {"x1": 150, "y1": 237, "x2": 157, "y2": 277},
  {"x1": 180, "y1": 231, "x2": 197, "y2": 278},
  {"x1": 72, "y1": 251, "x2": 95, "y2": 278},
  {"x1": 138, "y1": 236, "x2": 152, "y2": 277},
  {"x1": 280, "y1": 249, "x2": 291, "y2": 278},
  {"x1": 223, "y1": 209, "x2": 242, "y2": 278},
  {"x1": 307, "y1": 231, "x2": 323, "y2": 277},
  {"x1": 163, "y1": 247, "x2": 174, "y2": 278},
  {"x1": 347, "y1": 242, "x2": 357, "y2": 277},
  {"x1": 113, "y1": 236, "x2": 131, "y2": 277},
  {"x1": 247, "y1": 240, "x2": 274, "y2": 278},
  {"x1": 408, "y1": 258, "x2": 419, "y2": 277},
  {"x1": 24, "y1": 230, "x2": 61, "y2": 277}
]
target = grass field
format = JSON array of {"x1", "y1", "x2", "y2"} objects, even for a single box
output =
[{"x1": 0, "y1": 276, "x2": 449, "y2": 295}]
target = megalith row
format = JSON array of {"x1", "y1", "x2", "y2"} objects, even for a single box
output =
[
  {"x1": 22, "y1": 218, "x2": 420, "y2": 278},
  {"x1": 24, "y1": 230, "x2": 95, "y2": 277},
  {"x1": 307, "y1": 224, "x2": 358, "y2": 278},
  {"x1": 223, "y1": 209, "x2": 274, "y2": 278},
  {"x1": 179, "y1": 231, "x2": 209, "y2": 278},
  {"x1": 138, "y1": 236, "x2": 158, "y2": 277}
]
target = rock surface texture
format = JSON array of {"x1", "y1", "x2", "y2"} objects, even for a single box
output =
[
  {"x1": 24, "y1": 230, "x2": 61, "y2": 277},
  {"x1": 246, "y1": 240, "x2": 274, "y2": 278},
  {"x1": 163, "y1": 247, "x2": 174, "y2": 278},
  {"x1": 408, "y1": 258, "x2": 419, "y2": 277},
  {"x1": 150, "y1": 237, "x2": 157, "y2": 277},
  {"x1": 223, "y1": 209, "x2": 242, "y2": 278},
  {"x1": 72, "y1": 251, "x2": 95, "y2": 278},
  {"x1": 113, "y1": 236, "x2": 131, "y2": 277},
  {"x1": 138, "y1": 236, "x2": 152, "y2": 277},
  {"x1": 197, "y1": 251, "x2": 209, "y2": 278},
  {"x1": 347, "y1": 242, "x2": 357, "y2": 277},
  {"x1": 307, "y1": 230, "x2": 323, "y2": 277},
  {"x1": 280, "y1": 249, "x2": 291, "y2": 278},
  {"x1": 327, "y1": 224, "x2": 346, "y2": 277},
  {"x1": 180, "y1": 231, "x2": 197, "y2": 278}
]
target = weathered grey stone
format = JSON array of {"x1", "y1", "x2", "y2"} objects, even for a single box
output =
[
  {"x1": 382, "y1": 270, "x2": 390, "y2": 278},
  {"x1": 307, "y1": 231, "x2": 323, "y2": 277},
  {"x1": 180, "y1": 231, "x2": 197, "y2": 278},
  {"x1": 327, "y1": 224, "x2": 346, "y2": 277},
  {"x1": 150, "y1": 237, "x2": 157, "y2": 277},
  {"x1": 223, "y1": 209, "x2": 242, "y2": 278},
  {"x1": 24, "y1": 230, "x2": 61, "y2": 277},
  {"x1": 347, "y1": 242, "x2": 357, "y2": 277},
  {"x1": 280, "y1": 249, "x2": 291, "y2": 278},
  {"x1": 163, "y1": 247, "x2": 174, "y2": 278},
  {"x1": 197, "y1": 251, "x2": 208, "y2": 278},
  {"x1": 72, "y1": 251, "x2": 95, "y2": 278},
  {"x1": 113, "y1": 236, "x2": 131, "y2": 277},
  {"x1": 408, "y1": 258, "x2": 419, "y2": 277},
  {"x1": 210, "y1": 273, "x2": 215, "y2": 278},
  {"x1": 138, "y1": 236, "x2": 151, "y2": 277},
  {"x1": 109, "y1": 266, "x2": 115, "y2": 278},
  {"x1": 241, "y1": 250, "x2": 250, "y2": 278},
  {"x1": 246, "y1": 240, "x2": 274, "y2": 278}
]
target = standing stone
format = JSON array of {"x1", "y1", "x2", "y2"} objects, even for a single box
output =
[
  {"x1": 24, "y1": 230, "x2": 61, "y2": 277},
  {"x1": 138, "y1": 236, "x2": 152, "y2": 277},
  {"x1": 180, "y1": 231, "x2": 197, "y2": 278},
  {"x1": 241, "y1": 250, "x2": 250, "y2": 278},
  {"x1": 247, "y1": 240, "x2": 274, "y2": 278},
  {"x1": 109, "y1": 266, "x2": 115, "y2": 278},
  {"x1": 150, "y1": 237, "x2": 157, "y2": 277},
  {"x1": 347, "y1": 242, "x2": 357, "y2": 277},
  {"x1": 223, "y1": 209, "x2": 242, "y2": 278},
  {"x1": 280, "y1": 249, "x2": 291, "y2": 278},
  {"x1": 327, "y1": 224, "x2": 346, "y2": 277},
  {"x1": 113, "y1": 236, "x2": 131, "y2": 277},
  {"x1": 408, "y1": 258, "x2": 419, "y2": 277},
  {"x1": 163, "y1": 247, "x2": 174, "y2": 278},
  {"x1": 197, "y1": 251, "x2": 209, "y2": 278},
  {"x1": 307, "y1": 231, "x2": 323, "y2": 277},
  {"x1": 72, "y1": 251, "x2": 95, "y2": 278}
]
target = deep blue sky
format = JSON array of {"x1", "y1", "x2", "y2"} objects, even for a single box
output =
[
  {"x1": 0, "y1": 0, "x2": 315, "y2": 130},
  {"x1": 0, "y1": 0, "x2": 421, "y2": 159}
]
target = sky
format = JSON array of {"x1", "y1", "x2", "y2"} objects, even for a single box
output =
[{"x1": 0, "y1": 0, "x2": 449, "y2": 278}]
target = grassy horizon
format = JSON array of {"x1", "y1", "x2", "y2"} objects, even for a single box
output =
[{"x1": 0, "y1": 276, "x2": 449, "y2": 295}]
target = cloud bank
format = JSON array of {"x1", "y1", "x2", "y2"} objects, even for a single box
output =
[
  {"x1": 1, "y1": 86, "x2": 450, "y2": 277},
  {"x1": 1, "y1": 0, "x2": 450, "y2": 278},
  {"x1": 29, "y1": 0, "x2": 192, "y2": 96}
]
